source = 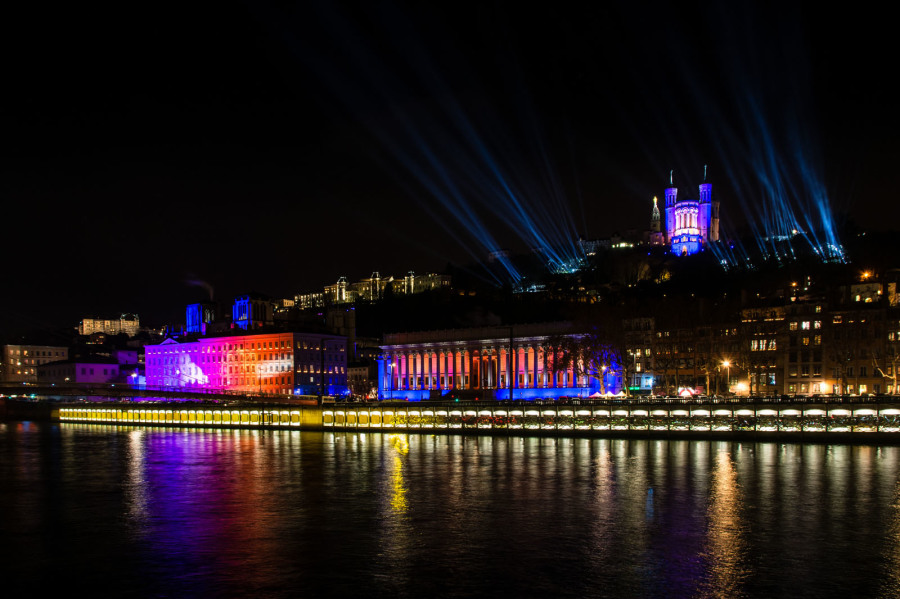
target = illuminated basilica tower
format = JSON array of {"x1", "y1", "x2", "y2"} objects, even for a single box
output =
[{"x1": 660, "y1": 167, "x2": 719, "y2": 256}]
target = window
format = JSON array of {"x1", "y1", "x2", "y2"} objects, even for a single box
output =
[
  {"x1": 860, "y1": 366, "x2": 868, "y2": 377},
  {"x1": 789, "y1": 322, "x2": 799, "y2": 331},
  {"x1": 801, "y1": 321, "x2": 811, "y2": 330}
]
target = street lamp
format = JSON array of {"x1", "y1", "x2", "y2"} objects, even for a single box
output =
[{"x1": 722, "y1": 360, "x2": 731, "y2": 396}]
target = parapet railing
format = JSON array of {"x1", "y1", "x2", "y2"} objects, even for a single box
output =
[{"x1": 372, "y1": 395, "x2": 900, "y2": 409}]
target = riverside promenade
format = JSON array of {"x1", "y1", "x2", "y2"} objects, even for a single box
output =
[{"x1": 6, "y1": 394, "x2": 900, "y2": 442}]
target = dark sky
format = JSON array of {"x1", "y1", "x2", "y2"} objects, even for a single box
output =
[{"x1": 2, "y1": 0, "x2": 896, "y2": 335}]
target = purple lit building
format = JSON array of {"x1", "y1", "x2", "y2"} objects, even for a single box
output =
[
  {"x1": 656, "y1": 167, "x2": 719, "y2": 256},
  {"x1": 145, "y1": 331, "x2": 349, "y2": 396}
]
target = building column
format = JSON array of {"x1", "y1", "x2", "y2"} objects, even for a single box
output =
[
  {"x1": 515, "y1": 346, "x2": 522, "y2": 389},
  {"x1": 418, "y1": 351, "x2": 424, "y2": 390},
  {"x1": 405, "y1": 353, "x2": 412, "y2": 390}
]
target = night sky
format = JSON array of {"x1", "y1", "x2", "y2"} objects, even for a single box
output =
[{"x1": 3, "y1": 0, "x2": 896, "y2": 336}]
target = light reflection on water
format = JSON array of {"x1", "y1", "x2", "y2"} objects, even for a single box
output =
[
  {"x1": 697, "y1": 450, "x2": 748, "y2": 599},
  {"x1": 2, "y1": 423, "x2": 900, "y2": 598}
]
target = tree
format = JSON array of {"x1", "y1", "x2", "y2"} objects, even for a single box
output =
[{"x1": 550, "y1": 328, "x2": 624, "y2": 395}]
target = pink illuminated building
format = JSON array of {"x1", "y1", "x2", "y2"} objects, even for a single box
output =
[{"x1": 145, "y1": 332, "x2": 349, "y2": 396}]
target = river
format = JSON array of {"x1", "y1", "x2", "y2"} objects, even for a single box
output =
[{"x1": 2, "y1": 421, "x2": 899, "y2": 598}]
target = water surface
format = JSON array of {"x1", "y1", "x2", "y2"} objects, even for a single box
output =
[{"x1": 1, "y1": 422, "x2": 899, "y2": 598}]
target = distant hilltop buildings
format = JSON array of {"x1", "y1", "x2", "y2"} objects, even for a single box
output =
[
  {"x1": 295, "y1": 271, "x2": 451, "y2": 310},
  {"x1": 78, "y1": 314, "x2": 140, "y2": 336}
]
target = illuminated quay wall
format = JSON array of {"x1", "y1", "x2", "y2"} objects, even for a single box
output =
[
  {"x1": 54, "y1": 402, "x2": 900, "y2": 436},
  {"x1": 325, "y1": 404, "x2": 900, "y2": 434},
  {"x1": 58, "y1": 405, "x2": 322, "y2": 428},
  {"x1": 145, "y1": 332, "x2": 349, "y2": 396},
  {"x1": 379, "y1": 323, "x2": 620, "y2": 402}
]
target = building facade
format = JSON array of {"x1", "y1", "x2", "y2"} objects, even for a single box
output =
[
  {"x1": 1, "y1": 344, "x2": 70, "y2": 383},
  {"x1": 145, "y1": 331, "x2": 349, "y2": 396},
  {"x1": 37, "y1": 358, "x2": 122, "y2": 384},
  {"x1": 378, "y1": 323, "x2": 619, "y2": 401},
  {"x1": 79, "y1": 314, "x2": 140, "y2": 337}
]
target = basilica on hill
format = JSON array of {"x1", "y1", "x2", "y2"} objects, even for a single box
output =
[{"x1": 650, "y1": 167, "x2": 720, "y2": 255}]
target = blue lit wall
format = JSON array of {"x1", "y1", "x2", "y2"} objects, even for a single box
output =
[{"x1": 671, "y1": 235, "x2": 702, "y2": 256}]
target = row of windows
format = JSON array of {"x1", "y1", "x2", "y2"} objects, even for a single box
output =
[
  {"x1": 789, "y1": 321, "x2": 822, "y2": 331},
  {"x1": 6, "y1": 349, "x2": 66, "y2": 357},
  {"x1": 750, "y1": 339, "x2": 777, "y2": 351}
]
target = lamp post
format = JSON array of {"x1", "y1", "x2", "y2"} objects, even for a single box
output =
[{"x1": 388, "y1": 361, "x2": 394, "y2": 400}]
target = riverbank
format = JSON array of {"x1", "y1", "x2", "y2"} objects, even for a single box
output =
[{"x1": 5, "y1": 397, "x2": 900, "y2": 444}]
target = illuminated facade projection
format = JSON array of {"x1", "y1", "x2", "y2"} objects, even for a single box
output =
[
  {"x1": 378, "y1": 324, "x2": 622, "y2": 401},
  {"x1": 145, "y1": 332, "x2": 349, "y2": 396},
  {"x1": 659, "y1": 167, "x2": 720, "y2": 256}
]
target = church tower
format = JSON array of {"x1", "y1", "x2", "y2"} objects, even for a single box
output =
[
  {"x1": 698, "y1": 164, "x2": 719, "y2": 242},
  {"x1": 664, "y1": 170, "x2": 677, "y2": 244},
  {"x1": 650, "y1": 196, "x2": 661, "y2": 232}
]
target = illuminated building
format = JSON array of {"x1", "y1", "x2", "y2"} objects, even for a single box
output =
[
  {"x1": 1, "y1": 344, "x2": 69, "y2": 383},
  {"x1": 658, "y1": 168, "x2": 720, "y2": 255},
  {"x1": 232, "y1": 295, "x2": 273, "y2": 330},
  {"x1": 145, "y1": 331, "x2": 349, "y2": 396},
  {"x1": 186, "y1": 303, "x2": 217, "y2": 334},
  {"x1": 296, "y1": 271, "x2": 451, "y2": 309},
  {"x1": 295, "y1": 291, "x2": 325, "y2": 310},
  {"x1": 79, "y1": 314, "x2": 140, "y2": 336},
  {"x1": 324, "y1": 277, "x2": 350, "y2": 304},
  {"x1": 350, "y1": 272, "x2": 392, "y2": 301},
  {"x1": 378, "y1": 323, "x2": 620, "y2": 401},
  {"x1": 398, "y1": 271, "x2": 451, "y2": 295}
]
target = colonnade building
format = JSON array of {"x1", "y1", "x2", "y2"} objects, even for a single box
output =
[{"x1": 378, "y1": 323, "x2": 620, "y2": 401}]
